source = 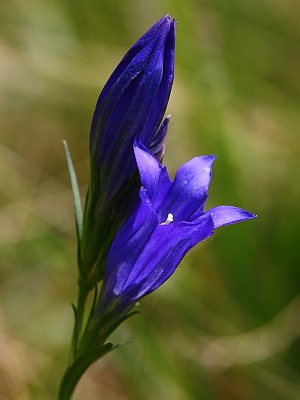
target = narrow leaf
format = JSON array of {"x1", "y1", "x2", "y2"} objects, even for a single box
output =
[
  {"x1": 69, "y1": 303, "x2": 78, "y2": 362},
  {"x1": 58, "y1": 343, "x2": 118, "y2": 400},
  {"x1": 100, "y1": 311, "x2": 140, "y2": 343},
  {"x1": 63, "y1": 140, "x2": 83, "y2": 242}
]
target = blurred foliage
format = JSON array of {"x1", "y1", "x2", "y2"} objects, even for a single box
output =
[{"x1": 1, "y1": 0, "x2": 300, "y2": 399}]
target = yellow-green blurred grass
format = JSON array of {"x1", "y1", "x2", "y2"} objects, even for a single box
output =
[{"x1": 1, "y1": 1, "x2": 300, "y2": 399}]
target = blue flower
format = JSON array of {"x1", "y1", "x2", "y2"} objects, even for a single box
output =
[
  {"x1": 97, "y1": 140, "x2": 256, "y2": 315},
  {"x1": 80, "y1": 16, "x2": 175, "y2": 277},
  {"x1": 90, "y1": 14, "x2": 175, "y2": 206}
]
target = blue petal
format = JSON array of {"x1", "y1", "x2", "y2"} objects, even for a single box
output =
[
  {"x1": 90, "y1": 15, "x2": 171, "y2": 138},
  {"x1": 92, "y1": 39, "x2": 157, "y2": 161},
  {"x1": 208, "y1": 206, "x2": 256, "y2": 228},
  {"x1": 99, "y1": 189, "x2": 158, "y2": 310},
  {"x1": 89, "y1": 15, "x2": 175, "y2": 205},
  {"x1": 157, "y1": 155, "x2": 216, "y2": 223},
  {"x1": 118, "y1": 214, "x2": 215, "y2": 308},
  {"x1": 134, "y1": 140, "x2": 172, "y2": 204},
  {"x1": 101, "y1": 19, "x2": 174, "y2": 164},
  {"x1": 149, "y1": 116, "x2": 170, "y2": 162},
  {"x1": 146, "y1": 20, "x2": 175, "y2": 147}
]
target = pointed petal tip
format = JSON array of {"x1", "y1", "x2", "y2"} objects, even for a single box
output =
[
  {"x1": 209, "y1": 206, "x2": 256, "y2": 229},
  {"x1": 160, "y1": 14, "x2": 176, "y2": 27},
  {"x1": 134, "y1": 141, "x2": 162, "y2": 173},
  {"x1": 171, "y1": 16, "x2": 177, "y2": 25},
  {"x1": 163, "y1": 14, "x2": 176, "y2": 21},
  {"x1": 192, "y1": 154, "x2": 217, "y2": 170},
  {"x1": 134, "y1": 136, "x2": 162, "y2": 164},
  {"x1": 133, "y1": 136, "x2": 146, "y2": 152},
  {"x1": 206, "y1": 154, "x2": 217, "y2": 162}
]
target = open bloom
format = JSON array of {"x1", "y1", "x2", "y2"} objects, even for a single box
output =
[
  {"x1": 97, "y1": 140, "x2": 256, "y2": 315},
  {"x1": 80, "y1": 16, "x2": 175, "y2": 276}
]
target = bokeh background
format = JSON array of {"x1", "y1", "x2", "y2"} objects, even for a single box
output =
[{"x1": 1, "y1": 1, "x2": 300, "y2": 399}]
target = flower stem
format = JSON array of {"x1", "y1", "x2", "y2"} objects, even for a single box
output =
[{"x1": 70, "y1": 279, "x2": 91, "y2": 363}]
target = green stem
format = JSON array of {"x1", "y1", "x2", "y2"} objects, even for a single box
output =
[
  {"x1": 70, "y1": 279, "x2": 91, "y2": 363},
  {"x1": 59, "y1": 280, "x2": 93, "y2": 400}
]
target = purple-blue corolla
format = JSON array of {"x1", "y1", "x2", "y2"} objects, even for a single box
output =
[
  {"x1": 97, "y1": 140, "x2": 256, "y2": 315},
  {"x1": 90, "y1": 14, "x2": 175, "y2": 205},
  {"x1": 80, "y1": 15, "x2": 175, "y2": 277}
]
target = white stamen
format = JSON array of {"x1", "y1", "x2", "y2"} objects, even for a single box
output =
[{"x1": 160, "y1": 213, "x2": 174, "y2": 225}]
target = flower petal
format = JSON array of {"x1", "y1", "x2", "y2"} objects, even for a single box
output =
[
  {"x1": 149, "y1": 116, "x2": 170, "y2": 162},
  {"x1": 134, "y1": 140, "x2": 172, "y2": 204},
  {"x1": 91, "y1": 40, "x2": 156, "y2": 158},
  {"x1": 89, "y1": 15, "x2": 175, "y2": 204},
  {"x1": 118, "y1": 214, "x2": 215, "y2": 309},
  {"x1": 99, "y1": 189, "x2": 158, "y2": 310},
  {"x1": 146, "y1": 19, "x2": 175, "y2": 146},
  {"x1": 102, "y1": 19, "x2": 175, "y2": 170},
  {"x1": 90, "y1": 15, "x2": 171, "y2": 136},
  {"x1": 208, "y1": 206, "x2": 256, "y2": 228},
  {"x1": 157, "y1": 155, "x2": 216, "y2": 223}
]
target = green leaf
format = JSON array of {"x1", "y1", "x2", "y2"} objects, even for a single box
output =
[
  {"x1": 63, "y1": 140, "x2": 83, "y2": 243},
  {"x1": 100, "y1": 311, "x2": 140, "y2": 343},
  {"x1": 86, "y1": 285, "x2": 98, "y2": 325},
  {"x1": 69, "y1": 303, "x2": 79, "y2": 362},
  {"x1": 58, "y1": 343, "x2": 117, "y2": 400}
]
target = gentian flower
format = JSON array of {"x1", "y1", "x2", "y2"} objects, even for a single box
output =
[
  {"x1": 58, "y1": 15, "x2": 256, "y2": 400},
  {"x1": 96, "y1": 140, "x2": 256, "y2": 317},
  {"x1": 79, "y1": 16, "x2": 176, "y2": 279}
]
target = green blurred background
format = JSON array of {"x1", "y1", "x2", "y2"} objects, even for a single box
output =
[{"x1": 1, "y1": 1, "x2": 300, "y2": 399}]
